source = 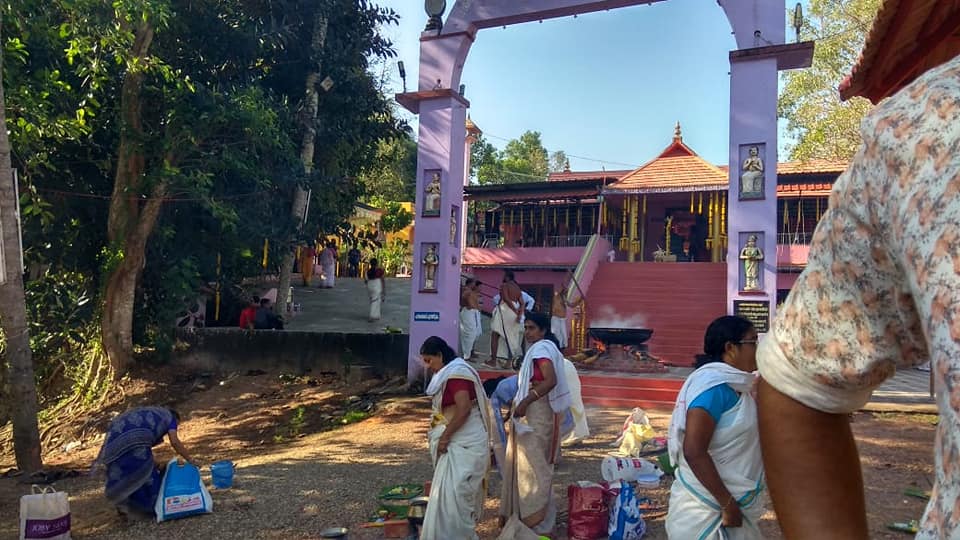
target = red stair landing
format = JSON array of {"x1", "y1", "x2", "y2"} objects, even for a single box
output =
[
  {"x1": 479, "y1": 368, "x2": 686, "y2": 410},
  {"x1": 584, "y1": 262, "x2": 727, "y2": 367}
]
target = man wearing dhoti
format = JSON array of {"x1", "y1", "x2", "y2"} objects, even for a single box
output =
[
  {"x1": 489, "y1": 271, "x2": 523, "y2": 369},
  {"x1": 459, "y1": 279, "x2": 482, "y2": 362}
]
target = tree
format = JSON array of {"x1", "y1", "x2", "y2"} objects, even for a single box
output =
[
  {"x1": 779, "y1": 0, "x2": 883, "y2": 161},
  {"x1": 0, "y1": 12, "x2": 42, "y2": 472},
  {"x1": 549, "y1": 150, "x2": 569, "y2": 173},
  {"x1": 474, "y1": 130, "x2": 550, "y2": 185},
  {"x1": 358, "y1": 134, "x2": 417, "y2": 203},
  {"x1": 470, "y1": 132, "x2": 499, "y2": 184},
  {"x1": 379, "y1": 201, "x2": 413, "y2": 233}
]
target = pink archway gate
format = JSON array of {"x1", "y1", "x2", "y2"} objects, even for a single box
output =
[{"x1": 397, "y1": 1, "x2": 813, "y2": 382}]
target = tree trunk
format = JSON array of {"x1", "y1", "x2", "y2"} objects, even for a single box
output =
[
  {"x1": 0, "y1": 15, "x2": 42, "y2": 472},
  {"x1": 276, "y1": 11, "x2": 328, "y2": 316},
  {"x1": 101, "y1": 22, "x2": 156, "y2": 376}
]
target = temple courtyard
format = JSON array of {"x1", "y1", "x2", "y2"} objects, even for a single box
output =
[{"x1": 0, "y1": 362, "x2": 936, "y2": 539}]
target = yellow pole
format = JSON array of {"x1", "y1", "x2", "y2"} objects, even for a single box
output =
[
  {"x1": 640, "y1": 195, "x2": 647, "y2": 261},
  {"x1": 620, "y1": 196, "x2": 630, "y2": 251},
  {"x1": 262, "y1": 238, "x2": 269, "y2": 269},
  {"x1": 689, "y1": 192, "x2": 694, "y2": 213},
  {"x1": 713, "y1": 193, "x2": 722, "y2": 262},
  {"x1": 720, "y1": 193, "x2": 726, "y2": 235},
  {"x1": 698, "y1": 192, "x2": 703, "y2": 214},
  {"x1": 215, "y1": 252, "x2": 221, "y2": 321}
]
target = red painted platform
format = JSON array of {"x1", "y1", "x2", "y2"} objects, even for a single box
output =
[{"x1": 478, "y1": 368, "x2": 686, "y2": 410}]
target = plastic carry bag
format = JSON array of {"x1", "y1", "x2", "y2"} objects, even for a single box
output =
[
  {"x1": 608, "y1": 480, "x2": 645, "y2": 540},
  {"x1": 567, "y1": 481, "x2": 610, "y2": 540},
  {"x1": 613, "y1": 408, "x2": 656, "y2": 457},
  {"x1": 20, "y1": 485, "x2": 71, "y2": 540},
  {"x1": 155, "y1": 459, "x2": 213, "y2": 522}
]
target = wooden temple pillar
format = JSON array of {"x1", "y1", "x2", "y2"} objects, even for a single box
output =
[{"x1": 627, "y1": 196, "x2": 638, "y2": 262}]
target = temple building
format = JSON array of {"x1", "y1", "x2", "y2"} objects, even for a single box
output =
[{"x1": 462, "y1": 125, "x2": 846, "y2": 366}]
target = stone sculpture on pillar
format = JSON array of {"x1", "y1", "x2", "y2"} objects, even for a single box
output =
[
  {"x1": 423, "y1": 171, "x2": 441, "y2": 216},
  {"x1": 739, "y1": 234, "x2": 764, "y2": 291},
  {"x1": 739, "y1": 145, "x2": 765, "y2": 199},
  {"x1": 422, "y1": 244, "x2": 439, "y2": 290}
]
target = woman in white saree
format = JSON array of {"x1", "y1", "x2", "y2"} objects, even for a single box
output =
[
  {"x1": 420, "y1": 336, "x2": 493, "y2": 540},
  {"x1": 498, "y1": 312, "x2": 571, "y2": 539},
  {"x1": 666, "y1": 316, "x2": 765, "y2": 540}
]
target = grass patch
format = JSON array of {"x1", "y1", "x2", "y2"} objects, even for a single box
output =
[
  {"x1": 341, "y1": 410, "x2": 370, "y2": 425},
  {"x1": 274, "y1": 405, "x2": 308, "y2": 442}
]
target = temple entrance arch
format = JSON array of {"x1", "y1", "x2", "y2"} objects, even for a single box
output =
[{"x1": 397, "y1": 0, "x2": 813, "y2": 382}]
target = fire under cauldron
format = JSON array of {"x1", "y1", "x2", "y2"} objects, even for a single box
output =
[{"x1": 586, "y1": 327, "x2": 664, "y2": 372}]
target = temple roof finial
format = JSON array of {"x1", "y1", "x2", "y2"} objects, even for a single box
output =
[
  {"x1": 563, "y1": 158, "x2": 571, "y2": 172},
  {"x1": 674, "y1": 121, "x2": 682, "y2": 142}
]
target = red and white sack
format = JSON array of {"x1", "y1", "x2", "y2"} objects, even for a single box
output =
[
  {"x1": 567, "y1": 481, "x2": 611, "y2": 540},
  {"x1": 20, "y1": 485, "x2": 71, "y2": 540}
]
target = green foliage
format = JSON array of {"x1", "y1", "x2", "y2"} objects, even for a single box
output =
[
  {"x1": 358, "y1": 134, "x2": 417, "y2": 204},
  {"x1": 473, "y1": 130, "x2": 551, "y2": 184},
  {"x1": 549, "y1": 150, "x2": 569, "y2": 173},
  {"x1": 379, "y1": 202, "x2": 413, "y2": 234},
  {"x1": 376, "y1": 238, "x2": 410, "y2": 276},
  {"x1": 779, "y1": 0, "x2": 882, "y2": 161},
  {"x1": 2, "y1": 0, "x2": 407, "y2": 357},
  {"x1": 24, "y1": 272, "x2": 95, "y2": 382}
]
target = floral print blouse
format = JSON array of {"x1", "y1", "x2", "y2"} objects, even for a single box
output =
[{"x1": 758, "y1": 53, "x2": 960, "y2": 539}]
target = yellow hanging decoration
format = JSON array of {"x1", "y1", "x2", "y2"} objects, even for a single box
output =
[
  {"x1": 720, "y1": 193, "x2": 726, "y2": 236},
  {"x1": 783, "y1": 199, "x2": 790, "y2": 237},
  {"x1": 689, "y1": 192, "x2": 694, "y2": 213},
  {"x1": 620, "y1": 200, "x2": 628, "y2": 250},
  {"x1": 698, "y1": 192, "x2": 704, "y2": 214},
  {"x1": 261, "y1": 238, "x2": 269, "y2": 269},
  {"x1": 816, "y1": 197, "x2": 821, "y2": 221}
]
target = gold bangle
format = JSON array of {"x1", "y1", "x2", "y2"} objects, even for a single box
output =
[
  {"x1": 723, "y1": 496, "x2": 736, "y2": 510},
  {"x1": 531, "y1": 389, "x2": 541, "y2": 399}
]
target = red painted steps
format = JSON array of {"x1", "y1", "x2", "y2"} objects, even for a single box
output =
[
  {"x1": 478, "y1": 369, "x2": 685, "y2": 411},
  {"x1": 584, "y1": 262, "x2": 727, "y2": 367}
]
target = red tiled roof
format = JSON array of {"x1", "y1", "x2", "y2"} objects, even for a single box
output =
[
  {"x1": 839, "y1": 0, "x2": 960, "y2": 103},
  {"x1": 605, "y1": 137, "x2": 728, "y2": 194},
  {"x1": 547, "y1": 170, "x2": 632, "y2": 182},
  {"x1": 776, "y1": 159, "x2": 848, "y2": 175},
  {"x1": 776, "y1": 182, "x2": 833, "y2": 197},
  {"x1": 462, "y1": 247, "x2": 583, "y2": 268}
]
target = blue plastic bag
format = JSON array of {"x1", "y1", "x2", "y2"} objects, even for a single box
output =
[
  {"x1": 608, "y1": 480, "x2": 645, "y2": 540},
  {"x1": 154, "y1": 459, "x2": 213, "y2": 522}
]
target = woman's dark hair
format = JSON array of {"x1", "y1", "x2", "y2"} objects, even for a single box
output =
[
  {"x1": 369, "y1": 258, "x2": 378, "y2": 267},
  {"x1": 524, "y1": 311, "x2": 560, "y2": 348},
  {"x1": 483, "y1": 376, "x2": 506, "y2": 398},
  {"x1": 695, "y1": 315, "x2": 755, "y2": 368},
  {"x1": 420, "y1": 336, "x2": 458, "y2": 365},
  {"x1": 168, "y1": 408, "x2": 181, "y2": 422}
]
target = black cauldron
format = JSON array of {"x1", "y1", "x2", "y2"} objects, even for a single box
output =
[{"x1": 588, "y1": 327, "x2": 653, "y2": 346}]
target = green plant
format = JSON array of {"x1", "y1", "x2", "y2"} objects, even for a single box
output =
[{"x1": 377, "y1": 238, "x2": 411, "y2": 276}]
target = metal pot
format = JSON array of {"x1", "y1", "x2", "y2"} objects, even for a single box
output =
[
  {"x1": 407, "y1": 496, "x2": 429, "y2": 524},
  {"x1": 319, "y1": 526, "x2": 348, "y2": 539}
]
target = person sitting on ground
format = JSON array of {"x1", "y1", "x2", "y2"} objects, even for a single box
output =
[
  {"x1": 238, "y1": 295, "x2": 259, "y2": 330},
  {"x1": 665, "y1": 315, "x2": 764, "y2": 539},
  {"x1": 94, "y1": 407, "x2": 194, "y2": 517},
  {"x1": 254, "y1": 297, "x2": 284, "y2": 330},
  {"x1": 419, "y1": 336, "x2": 493, "y2": 540}
]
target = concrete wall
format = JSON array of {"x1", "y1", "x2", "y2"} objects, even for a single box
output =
[{"x1": 172, "y1": 328, "x2": 409, "y2": 378}]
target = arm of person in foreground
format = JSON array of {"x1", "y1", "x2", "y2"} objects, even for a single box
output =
[
  {"x1": 682, "y1": 409, "x2": 742, "y2": 528},
  {"x1": 168, "y1": 430, "x2": 195, "y2": 465},
  {"x1": 758, "y1": 379, "x2": 867, "y2": 539}
]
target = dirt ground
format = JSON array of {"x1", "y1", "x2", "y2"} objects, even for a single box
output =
[{"x1": 0, "y1": 367, "x2": 935, "y2": 539}]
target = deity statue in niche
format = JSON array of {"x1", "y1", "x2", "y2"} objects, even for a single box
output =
[
  {"x1": 740, "y1": 145, "x2": 764, "y2": 198},
  {"x1": 422, "y1": 244, "x2": 439, "y2": 290},
  {"x1": 423, "y1": 172, "x2": 441, "y2": 216},
  {"x1": 739, "y1": 234, "x2": 764, "y2": 291},
  {"x1": 449, "y1": 207, "x2": 458, "y2": 245}
]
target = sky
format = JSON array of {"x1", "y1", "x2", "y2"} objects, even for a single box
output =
[{"x1": 385, "y1": 0, "x2": 791, "y2": 172}]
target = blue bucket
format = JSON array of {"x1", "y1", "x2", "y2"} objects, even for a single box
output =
[{"x1": 210, "y1": 460, "x2": 234, "y2": 489}]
